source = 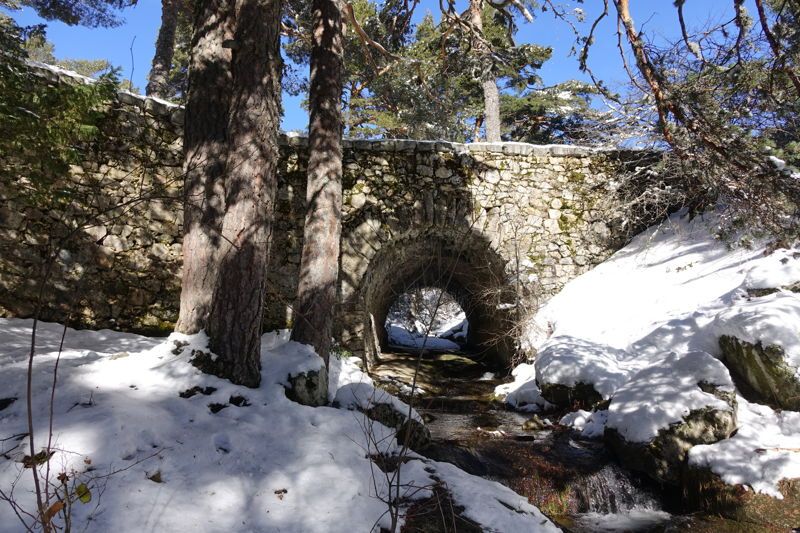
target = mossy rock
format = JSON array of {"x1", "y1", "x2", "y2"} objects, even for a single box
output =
[
  {"x1": 539, "y1": 382, "x2": 603, "y2": 410},
  {"x1": 684, "y1": 466, "x2": 800, "y2": 529},
  {"x1": 720, "y1": 335, "x2": 800, "y2": 411},
  {"x1": 605, "y1": 390, "x2": 737, "y2": 485}
]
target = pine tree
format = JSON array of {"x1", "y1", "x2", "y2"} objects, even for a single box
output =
[
  {"x1": 146, "y1": 0, "x2": 181, "y2": 97},
  {"x1": 177, "y1": 0, "x2": 283, "y2": 388},
  {"x1": 290, "y1": 0, "x2": 344, "y2": 377}
]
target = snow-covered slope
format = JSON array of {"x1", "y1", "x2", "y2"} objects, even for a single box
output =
[
  {"x1": 497, "y1": 210, "x2": 800, "y2": 497},
  {"x1": 0, "y1": 319, "x2": 558, "y2": 532}
]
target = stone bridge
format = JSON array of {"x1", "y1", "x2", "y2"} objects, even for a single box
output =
[{"x1": 0, "y1": 68, "x2": 669, "y2": 366}]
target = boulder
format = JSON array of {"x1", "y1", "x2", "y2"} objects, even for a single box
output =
[
  {"x1": 604, "y1": 352, "x2": 737, "y2": 484},
  {"x1": 539, "y1": 382, "x2": 603, "y2": 410},
  {"x1": 684, "y1": 466, "x2": 800, "y2": 530},
  {"x1": 365, "y1": 402, "x2": 431, "y2": 450},
  {"x1": 334, "y1": 383, "x2": 431, "y2": 450},
  {"x1": 606, "y1": 398, "x2": 736, "y2": 484},
  {"x1": 286, "y1": 366, "x2": 328, "y2": 407},
  {"x1": 719, "y1": 335, "x2": 800, "y2": 411},
  {"x1": 534, "y1": 336, "x2": 630, "y2": 409}
]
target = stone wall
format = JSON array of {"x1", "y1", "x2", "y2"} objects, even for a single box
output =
[{"x1": 0, "y1": 66, "x2": 669, "y2": 364}]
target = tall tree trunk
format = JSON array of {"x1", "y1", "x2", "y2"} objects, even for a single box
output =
[
  {"x1": 177, "y1": 0, "x2": 282, "y2": 388},
  {"x1": 146, "y1": 0, "x2": 180, "y2": 97},
  {"x1": 177, "y1": 0, "x2": 232, "y2": 334},
  {"x1": 291, "y1": 0, "x2": 344, "y2": 368},
  {"x1": 482, "y1": 79, "x2": 502, "y2": 141},
  {"x1": 469, "y1": 0, "x2": 502, "y2": 142}
]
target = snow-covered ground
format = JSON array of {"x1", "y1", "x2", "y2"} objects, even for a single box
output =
[
  {"x1": 0, "y1": 319, "x2": 558, "y2": 532},
  {"x1": 496, "y1": 210, "x2": 800, "y2": 497},
  {"x1": 384, "y1": 288, "x2": 469, "y2": 352}
]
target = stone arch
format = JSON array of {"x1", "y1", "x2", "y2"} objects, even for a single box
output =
[{"x1": 337, "y1": 223, "x2": 518, "y2": 369}]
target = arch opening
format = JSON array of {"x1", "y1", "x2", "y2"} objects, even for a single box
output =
[
  {"x1": 348, "y1": 229, "x2": 518, "y2": 370},
  {"x1": 384, "y1": 286, "x2": 469, "y2": 354}
]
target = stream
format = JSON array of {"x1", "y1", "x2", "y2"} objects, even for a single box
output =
[{"x1": 372, "y1": 351, "x2": 751, "y2": 533}]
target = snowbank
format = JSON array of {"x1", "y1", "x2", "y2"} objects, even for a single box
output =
[
  {"x1": 689, "y1": 398, "x2": 800, "y2": 498},
  {"x1": 498, "y1": 210, "x2": 800, "y2": 496},
  {"x1": 0, "y1": 319, "x2": 557, "y2": 532}
]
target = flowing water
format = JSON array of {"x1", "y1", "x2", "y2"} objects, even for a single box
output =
[{"x1": 371, "y1": 351, "x2": 708, "y2": 532}]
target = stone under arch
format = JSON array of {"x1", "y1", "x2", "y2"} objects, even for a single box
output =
[{"x1": 337, "y1": 226, "x2": 517, "y2": 368}]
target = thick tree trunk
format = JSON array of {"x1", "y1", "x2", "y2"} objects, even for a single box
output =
[
  {"x1": 177, "y1": 0, "x2": 232, "y2": 334},
  {"x1": 146, "y1": 0, "x2": 180, "y2": 97},
  {"x1": 291, "y1": 0, "x2": 344, "y2": 367},
  {"x1": 469, "y1": 0, "x2": 501, "y2": 142},
  {"x1": 177, "y1": 0, "x2": 282, "y2": 388}
]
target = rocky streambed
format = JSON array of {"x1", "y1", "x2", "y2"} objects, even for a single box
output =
[{"x1": 371, "y1": 352, "x2": 772, "y2": 532}]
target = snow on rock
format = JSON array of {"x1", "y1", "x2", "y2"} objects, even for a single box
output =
[
  {"x1": 494, "y1": 363, "x2": 551, "y2": 412},
  {"x1": 432, "y1": 460, "x2": 561, "y2": 533},
  {"x1": 328, "y1": 353, "x2": 373, "y2": 402},
  {"x1": 334, "y1": 382, "x2": 422, "y2": 424},
  {"x1": 259, "y1": 329, "x2": 326, "y2": 384},
  {"x1": 0, "y1": 318, "x2": 558, "y2": 533},
  {"x1": 605, "y1": 351, "x2": 735, "y2": 444},
  {"x1": 559, "y1": 409, "x2": 608, "y2": 439},
  {"x1": 743, "y1": 245, "x2": 800, "y2": 290},
  {"x1": 712, "y1": 291, "x2": 800, "y2": 374},
  {"x1": 535, "y1": 336, "x2": 633, "y2": 403},
  {"x1": 690, "y1": 398, "x2": 800, "y2": 498},
  {"x1": 387, "y1": 325, "x2": 461, "y2": 352},
  {"x1": 502, "y1": 210, "x2": 800, "y2": 495}
]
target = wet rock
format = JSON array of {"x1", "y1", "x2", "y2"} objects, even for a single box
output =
[
  {"x1": 285, "y1": 366, "x2": 328, "y2": 407},
  {"x1": 719, "y1": 335, "x2": 800, "y2": 410},
  {"x1": 522, "y1": 414, "x2": 549, "y2": 431},
  {"x1": 684, "y1": 466, "x2": 800, "y2": 530}
]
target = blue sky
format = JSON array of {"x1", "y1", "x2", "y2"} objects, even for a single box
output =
[{"x1": 7, "y1": 0, "x2": 754, "y2": 132}]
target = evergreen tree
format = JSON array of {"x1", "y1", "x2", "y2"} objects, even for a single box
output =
[
  {"x1": 291, "y1": 0, "x2": 344, "y2": 380},
  {"x1": 176, "y1": 0, "x2": 283, "y2": 388},
  {"x1": 1, "y1": 0, "x2": 134, "y2": 27},
  {"x1": 595, "y1": 0, "x2": 800, "y2": 233},
  {"x1": 146, "y1": 0, "x2": 181, "y2": 97}
]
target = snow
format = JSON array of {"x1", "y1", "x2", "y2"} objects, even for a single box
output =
[
  {"x1": 534, "y1": 336, "x2": 632, "y2": 400},
  {"x1": 0, "y1": 319, "x2": 558, "y2": 532},
  {"x1": 690, "y1": 398, "x2": 800, "y2": 498},
  {"x1": 743, "y1": 245, "x2": 800, "y2": 290},
  {"x1": 712, "y1": 291, "x2": 800, "y2": 374},
  {"x1": 605, "y1": 352, "x2": 733, "y2": 443},
  {"x1": 559, "y1": 409, "x2": 608, "y2": 439},
  {"x1": 386, "y1": 325, "x2": 461, "y2": 352},
  {"x1": 432, "y1": 461, "x2": 560, "y2": 533},
  {"x1": 494, "y1": 363, "x2": 551, "y2": 412},
  {"x1": 500, "y1": 210, "x2": 800, "y2": 496}
]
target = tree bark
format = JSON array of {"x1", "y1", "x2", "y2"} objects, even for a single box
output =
[
  {"x1": 177, "y1": 0, "x2": 282, "y2": 388},
  {"x1": 291, "y1": 0, "x2": 344, "y2": 367},
  {"x1": 146, "y1": 0, "x2": 180, "y2": 97},
  {"x1": 177, "y1": 0, "x2": 232, "y2": 334},
  {"x1": 482, "y1": 78, "x2": 502, "y2": 142},
  {"x1": 469, "y1": 0, "x2": 502, "y2": 142}
]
